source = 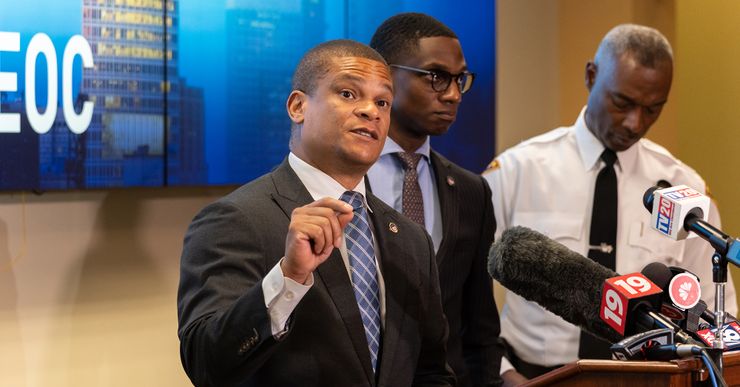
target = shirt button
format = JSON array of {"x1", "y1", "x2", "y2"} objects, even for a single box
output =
[{"x1": 284, "y1": 291, "x2": 294, "y2": 301}]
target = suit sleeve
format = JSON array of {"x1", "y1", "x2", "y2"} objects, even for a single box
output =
[
  {"x1": 413, "y1": 231, "x2": 457, "y2": 387},
  {"x1": 177, "y1": 200, "x2": 285, "y2": 386},
  {"x1": 461, "y1": 177, "x2": 505, "y2": 387}
]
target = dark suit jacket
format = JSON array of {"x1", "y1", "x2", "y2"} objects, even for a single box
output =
[
  {"x1": 177, "y1": 160, "x2": 454, "y2": 387},
  {"x1": 429, "y1": 151, "x2": 504, "y2": 387}
]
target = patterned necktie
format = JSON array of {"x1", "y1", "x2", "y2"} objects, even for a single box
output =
[
  {"x1": 395, "y1": 152, "x2": 425, "y2": 226},
  {"x1": 579, "y1": 148, "x2": 618, "y2": 359},
  {"x1": 340, "y1": 191, "x2": 381, "y2": 373}
]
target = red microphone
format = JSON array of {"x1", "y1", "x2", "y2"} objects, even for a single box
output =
[{"x1": 600, "y1": 272, "x2": 663, "y2": 336}]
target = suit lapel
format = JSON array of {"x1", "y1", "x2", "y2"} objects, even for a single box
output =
[
  {"x1": 270, "y1": 158, "x2": 313, "y2": 219},
  {"x1": 368, "y1": 194, "x2": 410, "y2": 387},
  {"x1": 315, "y1": 253, "x2": 376, "y2": 384},
  {"x1": 431, "y1": 151, "x2": 458, "y2": 265},
  {"x1": 270, "y1": 159, "x2": 376, "y2": 384}
]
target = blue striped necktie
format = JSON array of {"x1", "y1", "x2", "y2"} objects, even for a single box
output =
[{"x1": 340, "y1": 191, "x2": 381, "y2": 373}]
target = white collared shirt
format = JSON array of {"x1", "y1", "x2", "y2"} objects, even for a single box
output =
[
  {"x1": 483, "y1": 107, "x2": 737, "y2": 371},
  {"x1": 261, "y1": 152, "x2": 386, "y2": 336}
]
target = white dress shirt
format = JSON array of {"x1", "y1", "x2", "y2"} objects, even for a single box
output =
[
  {"x1": 483, "y1": 107, "x2": 737, "y2": 371},
  {"x1": 367, "y1": 136, "x2": 443, "y2": 252},
  {"x1": 261, "y1": 152, "x2": 386, "y2": 336}
]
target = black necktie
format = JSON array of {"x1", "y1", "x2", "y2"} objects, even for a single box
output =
[{"x1": 578, "y1": 148, "x2": 618, "y2": 359}]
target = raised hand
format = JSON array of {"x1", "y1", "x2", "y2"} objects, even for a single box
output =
[{"x1": 282, "y1": 198, "x2": 354, "y2": 284}]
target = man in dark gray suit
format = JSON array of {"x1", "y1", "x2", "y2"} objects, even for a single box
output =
[
  {"x1": 367, "y1": 14, "x2": 504, "y2": 387},
  {"x1": 177, "y1": 39, "x2": 454, "y2": 387}
]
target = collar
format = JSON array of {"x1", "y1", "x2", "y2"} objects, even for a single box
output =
[
  {"x1": 288, "y1": 152, "x2": 371, "y2": 212},
  {"x1": 380, "y1": 136, "x2": 432, "y2": 164},
  {"x1": 574, "y1": 106, "x2": 638, "y2": 174}
]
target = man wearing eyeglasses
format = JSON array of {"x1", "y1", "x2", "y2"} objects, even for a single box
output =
[{"x1": 368, "y1": 13, "x2": 504, "y2": 387}]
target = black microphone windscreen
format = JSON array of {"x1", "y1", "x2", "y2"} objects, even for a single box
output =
[
  {"x1": 657, "y1": 180, "x2": 672, "y2": 189},
  {"x1": 641, "y1": 262, "x2": 673, "y2": 290},
  {"x1": 643, "y1": 186, "x2": 660, "y2": 213},
  {"x1": 488, "y1": 226, "x2": 623, "y2": 343}
]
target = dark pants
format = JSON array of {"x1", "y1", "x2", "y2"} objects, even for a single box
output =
[{"x1": 502, "y1": 339, "x2": 564, "y2": 379}]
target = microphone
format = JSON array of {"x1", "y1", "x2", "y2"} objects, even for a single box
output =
[
  {"x1": 610, "y1": 328, "x2": 675, "y2": 360},
  {"x1": 643, "y1": 184, "x2": 710, "y2": 241},
  {"x1": 643, "y1": 185, "x2": 740, "y2": 265},
  {"x1": 488, "y1": 226, "x2": 698, "y2": 344},
  {"x1": 696, "y1": 321, "x2": 740, "y2": 351},
  {"x1": 488, "y1": 225, "x2": 623, "y2": 343},
  {"x1": 641, "y1": 262, "x2": 721, "y2": 338},
  {"x1": 642, "y1": 263, "x2": 702, "y2": 322},
  {"x1": 643, "y1": 343, "x2": 704, "y2": 361}
]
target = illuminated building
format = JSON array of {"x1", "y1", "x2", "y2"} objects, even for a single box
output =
[
  {"x1": 81, "y1": 0, "x2": 205, "y2": 187},
  {"x1": 224, "y1": 0, "x2": 324, "y2": 183}
]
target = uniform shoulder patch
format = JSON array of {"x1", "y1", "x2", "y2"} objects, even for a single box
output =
[{"x1": 483, "y1": 159, "x2": 500, "y2": 174}]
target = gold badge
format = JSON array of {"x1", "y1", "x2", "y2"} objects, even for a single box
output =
[
  {"x1": 484, "y1": 159, "x2": 500, "y2": 173},
  {"x1": 388, "y1": 222, "x2": 398, "y2": 233}
]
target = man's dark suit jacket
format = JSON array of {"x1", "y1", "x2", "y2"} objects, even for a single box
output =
[
  {"x1": 428, "y1": 150, "x2": 504, "y2": 387},
  {"x1": 177, "y1": 160, "x2": 455, "y2": 387}
]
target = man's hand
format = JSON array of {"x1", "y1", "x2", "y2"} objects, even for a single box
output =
[
  {"x1": 283, "y1": 198, "x2": 354, "y2": 284},
  {"x1": 502, "y1": 369, "x2": 528, "y2": 387}
]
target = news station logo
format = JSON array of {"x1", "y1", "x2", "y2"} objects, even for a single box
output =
[
  {"x1": 656, "y1": 196, "x2": 675, "y2": 236},
  {"x1": 697, "y1": 321, "x2": 740, "y2": 350},
  {"x1": 668, "y1": 272, "x2": 701, "y2": 310},
  {"x1": 654, "y1": 186, "x2": 702, "y2": 236},
  {"x1": 600, "y1": 273, "x2": 662, "y2": 336},
  {"x1": 664, "y1": 187, "x2": 702, "y2": 201}
]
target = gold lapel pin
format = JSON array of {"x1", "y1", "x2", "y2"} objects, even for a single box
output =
[
  {"x1": 388, "y1": 222, "x2": 399, "y2": 233},
  {"x1": 446, "y1": 176, "x2": 456, "y2": 187}
]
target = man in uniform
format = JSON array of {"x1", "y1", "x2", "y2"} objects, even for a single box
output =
[{"x1": 483, "y1": 24, "x2": 737, "y2": 384}]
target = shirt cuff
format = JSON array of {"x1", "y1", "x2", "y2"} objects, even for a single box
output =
[
  {"x1": 262, "y1": 258, "x2": 313, "y2": 337},
  {"x1": 499, "y1": 355, "x2": 514, "y2": 375}
]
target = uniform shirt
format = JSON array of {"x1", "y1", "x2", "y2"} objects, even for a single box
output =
[
  {"x1": 483, "y1": 108, "x2": 738, "y2": 371},
  {"x1": 367, "y1": 137, "x2": 443, "y2": 252}
]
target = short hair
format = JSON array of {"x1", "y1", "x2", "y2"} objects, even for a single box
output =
[
  {"x1": 595, "y1": 24, "x2": 673, "y2": 68},
  {"x1": 370, "y1": 12, "x2": 457, "y2": 64},
  {"x1": 291, "y1": 39, "x2": 387, "y2": 95}
]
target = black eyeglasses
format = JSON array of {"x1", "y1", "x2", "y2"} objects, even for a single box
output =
[{"x1": 390, "y1": 64, "x2": 475, "y2": 94}]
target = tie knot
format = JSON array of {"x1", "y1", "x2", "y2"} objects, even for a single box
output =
[
  {"x1": 340, "y1": 191, "x2": 364, "y2": 210},
  {"x1": 395, "y1": 152, "x2": 423, "y2": 171},
  {"x1": 600, "y1": 148, "x2": 617, "y2": 167}
]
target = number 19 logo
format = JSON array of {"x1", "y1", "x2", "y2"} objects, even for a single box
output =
[{"x1": 600, "y1": 273, "x2": 661, "y2": 335}]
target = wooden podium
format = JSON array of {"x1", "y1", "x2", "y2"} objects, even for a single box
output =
[{"x1": 522, "y1": 351, "x2": 740, "y2": 386}]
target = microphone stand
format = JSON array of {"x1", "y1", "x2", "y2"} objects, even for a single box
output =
[
  {"x1": 685, "y1": 215, "x2": 740, "y2": 374},
  {"x1": 712, "y1": 251, "x2": 727, "y2": 374}
]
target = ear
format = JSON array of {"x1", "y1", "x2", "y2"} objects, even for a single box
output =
[
  {"x1": 585, "y1": 61, "x2": 597, "y2": 91},
  {"x1": 286, "y1": 90, "x2": 308, "y2": 125}
]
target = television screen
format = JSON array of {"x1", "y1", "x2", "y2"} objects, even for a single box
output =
[{"x1": 0, "y1": 0, "x2": 494, "y2": 190}]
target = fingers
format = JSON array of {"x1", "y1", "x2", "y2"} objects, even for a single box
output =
[
  {"x1": 297, "y1": 200, "x2": 353, "y2": 247},
  {"x1": 284, "y1": 197, "x2": 360, "y2": 280},
  {"x1": 307, "y1": 197, "x2": 356, "y2": 231},
  {"x1": 288, "y1": 197, "x2": 355, "y2": 254},
  {"x1": 293, "y1": 214, "x2": 336, "y2": 255}
]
